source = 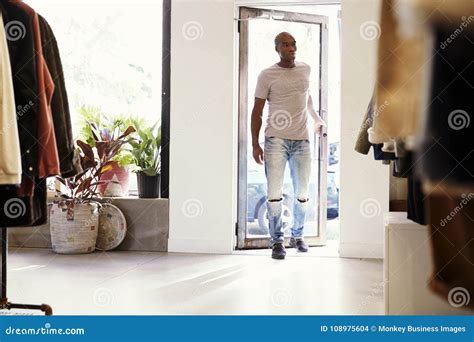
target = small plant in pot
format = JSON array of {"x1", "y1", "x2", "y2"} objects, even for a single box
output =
[
  {"x1": 79, "y1": 106, "x2": 134, "y2": 197},
  {"x1": 129, "y1": 121, "x2": 161, "y2": 198},
  {"x1": 51, "y1": 126, "x2": 135, "y2": 254}
]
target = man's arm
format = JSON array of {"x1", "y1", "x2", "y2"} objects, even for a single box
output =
[
  {"x1": 251, "y1": 97, "x2": 266, "y2": 165},
  {"x1": 307, "y1": 94, "x2": 326, "y2": 135}
]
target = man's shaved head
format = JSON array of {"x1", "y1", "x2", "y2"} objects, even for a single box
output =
[{"x1": 274, "y1": 32, "x2": 295, "y2": 47}]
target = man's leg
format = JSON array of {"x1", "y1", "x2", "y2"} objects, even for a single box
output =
[
  {"x1": 288, "y1": 139, "x2": 311, "y2": 239},
  {"x1": 264, "y1": 137, "x2": 289, "y2": 246}
]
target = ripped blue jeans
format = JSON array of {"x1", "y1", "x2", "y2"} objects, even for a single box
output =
[{"x1": 264, "y1": 136, "x2": 311, "y2": 246}]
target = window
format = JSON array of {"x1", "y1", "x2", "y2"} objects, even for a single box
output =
[{"x1": 28, "y1": 0, "x2": 164, "y2": 193}]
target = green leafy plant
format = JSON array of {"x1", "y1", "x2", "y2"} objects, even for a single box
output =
[
  {"x1": 78, "y1": 106, "x2": 134, "y2": 168},
  {"x1": 129, "y1": 120, "x2": 161, "y2": 176},
  {"x1": 55, "y1": 124, "x2": 136, "y2": 203}
]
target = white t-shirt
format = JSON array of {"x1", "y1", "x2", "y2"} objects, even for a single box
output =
[{"x1": 255, "y1": 61, "x2": 313, "y2": 140}]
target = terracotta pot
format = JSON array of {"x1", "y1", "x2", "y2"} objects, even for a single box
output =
[
  {"x1": 50, "y1": 202, "x2": 99, "y2": 254},
  {"x1": 98, "y1": 161, "x2": 130, "y2": 197}
]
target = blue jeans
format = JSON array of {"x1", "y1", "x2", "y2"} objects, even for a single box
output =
[{"x1": 264, "y1": 136, "x2": 311, "y2": 246}]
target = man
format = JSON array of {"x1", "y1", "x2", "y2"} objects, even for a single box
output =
[{"x1": 251, "y1": 32, "x2": 326, "y2": 260}]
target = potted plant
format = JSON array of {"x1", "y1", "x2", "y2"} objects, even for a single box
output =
[
  {"x1": 78, "y1": 106, "x2": 134, "y2": 197},
  {"x1": 129, "y1": 121, "x2": 161, "y2": 198},
  {"x1": 51, "y1": 125, "x2": 135, "y2": 254}
]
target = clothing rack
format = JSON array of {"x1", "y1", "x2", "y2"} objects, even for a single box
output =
[{"x1": 0, "y1": 227, "x2": 52, "y2": 315}]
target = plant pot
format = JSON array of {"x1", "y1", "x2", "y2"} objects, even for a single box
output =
[
  {"x1": 98, "y1": 161, "x2": 130, "y2": 197},
  {"x1": 137, "y1": 172, "x2": 160, "y2": 198},
  {"x1": 50, "y1": 202, "x2": 99, "y2": 254}
]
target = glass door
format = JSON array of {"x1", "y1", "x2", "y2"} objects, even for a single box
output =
[{"x1": 237, "y1": 7, "x2": 329, "y2": 249}]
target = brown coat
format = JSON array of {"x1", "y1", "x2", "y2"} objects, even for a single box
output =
[
  {"x1": 38, "y1": 15, "x2": 81, "y2": 178},
  {"x1": 15, "y1": 2, "x2": 60, "y2": 179}
]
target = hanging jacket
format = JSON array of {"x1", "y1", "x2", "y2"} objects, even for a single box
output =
[
  {"x1": 15, "y1": 1, "x2": 60, "y2": 179},
  {"x1": 0, "y1": 0, "x2": 39, "y2": 180},
  {"x1": 38, "y1": 15, "x2": 81, "y2": 178},
  {"x1": 0, "y1": 12, "x2": 22, "y2": 185}
]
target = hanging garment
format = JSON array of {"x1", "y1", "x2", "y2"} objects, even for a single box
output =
[
  {"x1": 0, "y1": 12, "x2": 22, "y2": 185},
  {"x1": 0, "y1": 2, "x2": 52, "y2": 227},
  {"x1": 373, "y1": 144, "x2": 396, "y2": 161},
  {"x1": 354, "y1": 95, "x2": 374, "y2": 155},
  {"x1": 402, "y1": 0, "x2": 473, "y2": 28},
  {"x1": 369, "y1": 0, "x2": 428, "y2": 144},
  {"x1": 0, "y1": 178, "x2": 47, "y2": 227},
  {"x1": 407, "y1": 174, "x2": 426, "y2": 226},
  {"x1": 426, "y1": 193, "x2": 474, "y2": 311},
  {"x1": 0, "y1": 1, "x2": 40, "y2": 180},
  {"x1": 371, "y1": 0, "x2": 473, "y2": 144},
  {"x1": 416, "y1": 28, "x2": 474, "y2": 191},
  {"x1": 15, "y1": 2, "x2": 60, "y2": 179},
  {"x1": 38, "y1": 15, "x2": 81, "y2": 178},
  {"x1": 416, "y1": 24, "x2": 474, "y2": 310},
  {"x1": 356, "y1": 93, "x2": 396, "y2": 161}
]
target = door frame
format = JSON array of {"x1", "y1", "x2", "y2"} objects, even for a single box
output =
[{"x1": 236, "y1": 6, "x2": 329, "y2": 249}]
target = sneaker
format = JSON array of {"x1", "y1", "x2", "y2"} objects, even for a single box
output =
[
  {"x1": 289, "y1": 238, "x2": 309, "y2": 252},
  {"x1": 271, "y1": 243, "x2": 286, "y2": 260}
]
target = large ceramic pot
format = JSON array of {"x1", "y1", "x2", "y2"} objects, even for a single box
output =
[
  {"x1": 137, "y1": 172, "x2": 160, "y2": 198},
  {"x1": 50, "y1": 202, "x2": 99, "y2": 254},
  {"x1": 98, "y1": 161, "x2": 130, "y2": 197}
]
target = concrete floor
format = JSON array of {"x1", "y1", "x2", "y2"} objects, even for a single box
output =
[{"x1": 3, "y1": 247, "x2": 384, "y2": 315}]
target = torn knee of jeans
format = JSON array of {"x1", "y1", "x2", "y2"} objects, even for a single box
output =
[
  {"x1": 297, "y1": 198, "x2": 309, "y2": 203},
  {"x1": 268, "y1": 197, "x2": 283, "y2": 203}
]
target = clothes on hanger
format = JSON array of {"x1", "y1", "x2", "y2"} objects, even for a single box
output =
[
  {"x1": 0, "y1": 1, "x2": 78, "y2": 227},
  {"x1": 354, "y1": 0, "x2": 474, "y2": 310},
  {"x1": 426, "y1": 193, "x2": 474, "y2": 311},
  {"x1": 416, "y1": 27, "x2": 474, "y2": 192},
  {"x1": 0, "y1": 12, "x2": 22, "y2": 185},
  {"x1": 0, "y1": 1, "x2": 40, "y2": 182},
  {"x1": 16, "y1": 2, "x2": 60, "y2": 179},
  {"x1": 416, "y1": 25, "x2": 474, "y2": 308},
  {"x1": 369, "y1": 0, "x2": 428, "y2": 144},
  {"x1": 354, "y1": 92, "x2": 396, "y2": 161},
  {"x1": 38, "y1": 15, "x2": 81, "y2": 178}
]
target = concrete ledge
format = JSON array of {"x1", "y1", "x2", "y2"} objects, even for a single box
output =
[{"x1": 8, "y1": 198, "x2": 169, "y2": 252}]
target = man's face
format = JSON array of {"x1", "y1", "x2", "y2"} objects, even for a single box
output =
[{"x1": 276, "y1": 35, "x2": 296, "y2": 60}]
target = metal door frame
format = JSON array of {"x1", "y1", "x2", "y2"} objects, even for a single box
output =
[{"x1": 236, "y1": 6, "x2": 329, "y2": 249}]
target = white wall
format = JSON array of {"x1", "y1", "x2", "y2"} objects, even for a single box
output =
[
  {"x1": 339, "y1": 0, "x2": 389, "y2": 258},
  {"x1": 169, "y1": 0, "x2": 389, "y2": 258},
  {"x1": 168, "y1": 0, "x2": 237, "y2": 253}
]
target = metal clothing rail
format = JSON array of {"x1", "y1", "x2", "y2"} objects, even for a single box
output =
[{"x1": 0, "y1": 227, "x2": 52, "y2": 315}]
